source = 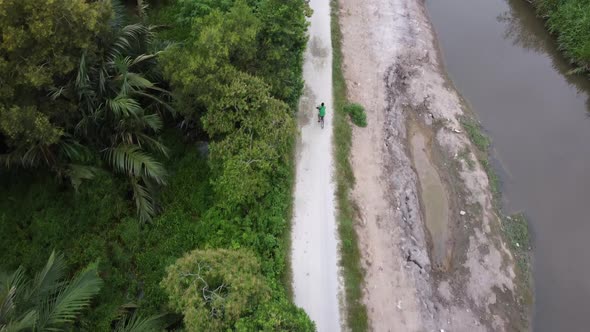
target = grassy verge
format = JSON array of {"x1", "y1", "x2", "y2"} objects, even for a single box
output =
[{"x1": 330, "y1": 0, "x2": 369, "y2": 330}]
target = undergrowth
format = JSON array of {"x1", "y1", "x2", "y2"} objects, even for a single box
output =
[{"x1": 0, "y1": 132, "x2": 309, "y2": 329}]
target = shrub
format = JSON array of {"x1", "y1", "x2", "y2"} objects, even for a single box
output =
[{"x1": 343, "y1": 103, "x2": 368, "y2": 127}]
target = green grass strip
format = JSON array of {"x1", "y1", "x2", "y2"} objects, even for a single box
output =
[{"x1": 330, "y1": 0, "x2": 369, "y2": 330}]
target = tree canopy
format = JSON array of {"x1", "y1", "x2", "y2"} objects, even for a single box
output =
[
  {"x1": 162, "y1": 249, "x2": 314, "y2": 331},
  {"x1": 0, "y1": 1, "x2": 173, "y2": 222}
]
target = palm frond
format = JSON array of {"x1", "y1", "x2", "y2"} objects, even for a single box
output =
[
  {"x1": 139, "y1": 113, "x2": 163, "y2": 132},
  {"x1": 30, "y1": 251, "x2": 66, "y2": 303},
  {"x1": 107, "y1": 96, "x2": 142, "y2": 118},
  {"x1": 109, "y1": 0, "x2": 127, "y2": 30},
  {"x1": 136, "y1": 91, "x2": 175, "y2": 115},
  {"x1": 22, "y1": 146, "x2": 47, "y2": 168},
  {"x1": 104, "y1": 145, "x2": 166, "y2": 184},
  {"x1": 136, "y1": 0, "x2": 149, "y2": 20},
  {"x1": 112, "y1": 56, "x2": 132, "y2": 76},
  {"x1": 67, "y1": 164, "x2": 100, "y2": 192},
  {"x1": 129, "y1": 52, "x2": 161, "y2": 68},
  {"x1": 59, "y1": 140, "x2": 91, "y2": 163},
  {"x1": 130, "y1": 179, "x2": 157, "y2": 224},
  {"x1": 114, "y1": 313, "x2": 164, "y2": 332},
  {"x1": 135, "y1": 133, "x2": 169, "y2": 158},
  {"x1": 0, "y1": 145, "x2": 43, "y2": 169},
  {"x1": 109, "y1": 24, "x2": 150, "y2": 60},
  {"x1": 0, "y1": 267, "x2": 27, "y2": 322},
  {"x1": 47, "y1": 86, "x2": 65, "y2": 101},
  {"x1": 75, "y1": 54, "x2": 92, "y2": 96},
  {"x1": 37, "y1": 262, "x2": 102, "y2": 330},
  {"x1": 0, "y1": 283, "x2": 17, "y2": 323},
  {"x1": 126, "y1": 73, "x2": 153, "y2": 90},
  {"x1": 1, "y1": 310, "x2": 38, "y2": 332},
  {"x1": 97, "y1": 65, "x2": 109, "y2": 97}
]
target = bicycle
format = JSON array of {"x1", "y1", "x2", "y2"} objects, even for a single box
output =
[{"x1": 318, "y1": 114, "x2": 325, "y2": 129}]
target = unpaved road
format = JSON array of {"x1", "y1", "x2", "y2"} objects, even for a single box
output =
[{"x1": 291, "y1": 0, "x2": 342, "y2": 331}]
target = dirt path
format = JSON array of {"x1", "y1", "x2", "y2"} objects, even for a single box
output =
[
  {"x1": 337, "y1": 1, "x2": 424, "y2": 330},
  {"x1": 339, "y1": 0, "x2": 528, "y2": 330},
  {"x1": 291, "y1": 0, "x2": 342, "y2": 331}
]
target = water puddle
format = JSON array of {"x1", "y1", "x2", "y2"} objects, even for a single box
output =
[{"x1": 408, "y1": 121, "x2": 451, "y2": 270}]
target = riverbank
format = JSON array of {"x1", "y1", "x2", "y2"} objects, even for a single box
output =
[
  {"x1": 338, "y1": 0, "x2": 531, "y2": 330},
  {"x1": 427, "y1": 0, "x2": 590, "y2": 329}
]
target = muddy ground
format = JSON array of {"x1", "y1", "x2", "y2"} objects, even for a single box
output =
[{"x1": 339, "y1": 0, "x2": 529, "y2": 330}]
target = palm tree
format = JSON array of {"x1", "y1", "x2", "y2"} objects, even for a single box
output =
[
  {"x1": 0, "y1": 251, "x2": 103, "y2": 331},
  {"x1": 2, "y1": 6, "x2": 174, "y2": 223},
  {"x1": 59, "y1": 20, "x2": 174, "y2": 223},
  {"x1": 0, "y1": 252, "x2": 166, "y2": 332}
]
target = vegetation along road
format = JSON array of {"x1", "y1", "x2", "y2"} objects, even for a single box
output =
[{"x1": 1, "y1": 0, "x2": 315, "y2": 330}]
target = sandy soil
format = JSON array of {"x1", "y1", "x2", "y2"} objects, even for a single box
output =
[
  {"x1": 339, "y1": 0, "x2": 527, "y2": 330},
  {"x1": 291, "y1": 0, "x2": 343, "y2": 331}
]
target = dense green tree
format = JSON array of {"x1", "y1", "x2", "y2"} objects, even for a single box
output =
[
  {"x1": 0, "y1": 0, "x2": 111, "y2": 101},
  {"x1": 162, "y1": 1, "x2": 296, "y2": 212},
  {"x1": 161, "y1": 249, "x2": 270, "y2": 331},
  {"x1": 234, "y1": 299, "x2": 315, "y2": 331},
  {"x1": 166, "y1": 0, "x2": 310, "y2": 107},
  {"x1": 161, "y1": 0, "x2": 260, "y2": 120},
  {"x1": 204, "y1": 71, "x2": 295, "y2": 210},
  {"x1": 0, "y1": 0, "x2": 111, "y2": 165},
  {"x1": 0, "y1": 251, "x2": 102, "y2": 331},
  {"x1": 162, "y1": 249, "x2": 313, "y2": 331},
  {"x1": 252, "y1": 0, "x2": 310, "y2": 107}
]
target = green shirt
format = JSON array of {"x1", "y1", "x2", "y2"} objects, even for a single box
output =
[{"x1": 317, "y1": 105, "x2": 326, "y2": 117}]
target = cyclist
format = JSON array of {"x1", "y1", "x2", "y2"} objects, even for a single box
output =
[{"x1": 316, "y1": 102, "x2": 326, "y2": 124}]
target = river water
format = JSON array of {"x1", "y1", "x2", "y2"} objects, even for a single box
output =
[{"x1": 426, "y1": 0, "x2": 590, "y2": 330}]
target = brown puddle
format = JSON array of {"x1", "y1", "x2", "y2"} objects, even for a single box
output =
[{"x1": 408, "y1": 121, "x2": 451, "y2": 270}]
